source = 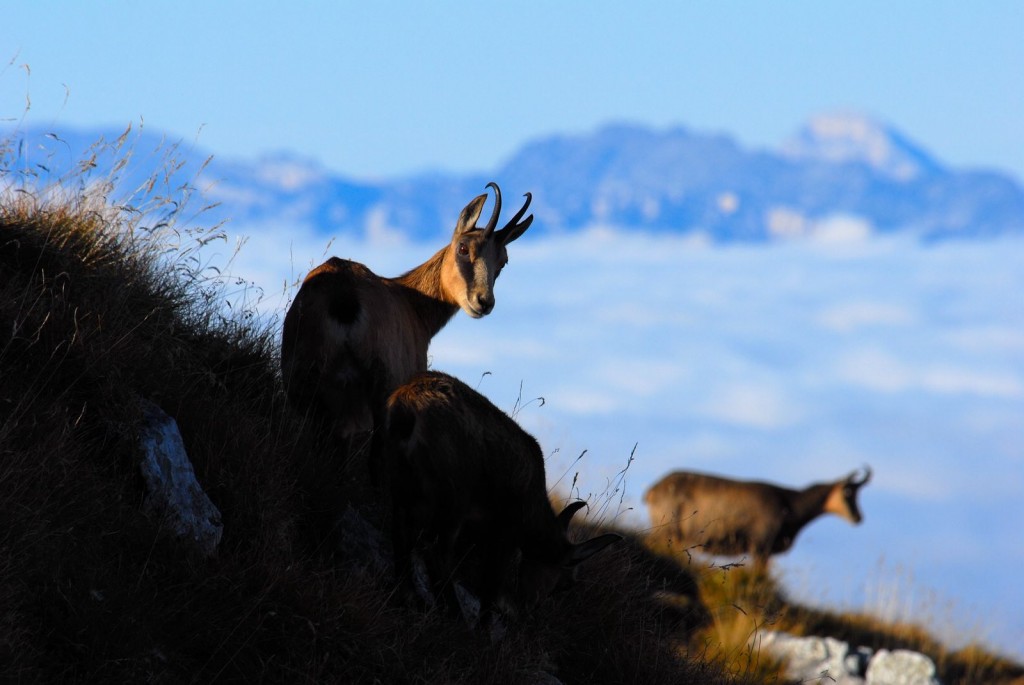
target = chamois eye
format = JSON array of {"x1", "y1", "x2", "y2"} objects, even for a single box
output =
[{"x1": 457, "y1": 242, "x2": 469, "y2": 257}]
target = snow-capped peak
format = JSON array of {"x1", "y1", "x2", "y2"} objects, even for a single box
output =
[
  {"x1": 781, "y1": 111, "x2": 940, "y2": 181},
  {"x1": 254, "y1": 152, "x2": 326, "y2": 191}
]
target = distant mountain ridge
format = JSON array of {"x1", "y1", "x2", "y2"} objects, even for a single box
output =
[{"x1": 4, "y1": 112, "x2": 1023, "y2": 242}]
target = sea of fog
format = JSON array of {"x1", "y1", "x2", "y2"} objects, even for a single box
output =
[{"x1": 224, "y1": 224, "x2": 1023, "y2": 659}]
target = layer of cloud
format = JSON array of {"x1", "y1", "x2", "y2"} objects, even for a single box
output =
[
  {"x1": 836, "y1": 347, "x2": 1023, "y2": 398},
  {"x1": 818, "y1": 301, "x2": 915, "y2": 333}
]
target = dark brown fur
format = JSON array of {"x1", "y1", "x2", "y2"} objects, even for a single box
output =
[
  {"x1": 280, "y1": 184, "x2": 532, "y2": 443},
  {"x1": 644, "y1": 467, "x2": 871, "y2": 566},
  {"x1": 383, "y1": 371, "x2": 622, "y2": 614}
]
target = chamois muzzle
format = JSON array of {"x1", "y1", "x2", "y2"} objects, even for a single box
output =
[{"x1": 470, "y1": 291, "x2": 495, "y2": 316}]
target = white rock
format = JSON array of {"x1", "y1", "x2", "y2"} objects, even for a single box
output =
[
  {"x1": 759, "y1": 631, "x2": 864, "y2": 684},
  {"x1": 866, "y1": 648, "x2": 940, "y2": 685},
  {"x1": 757, "y1": 631, "x2": 942, "y2": 685},
  {"x1": 138, "y1": 399, "x2": 223, "y2": 556}
]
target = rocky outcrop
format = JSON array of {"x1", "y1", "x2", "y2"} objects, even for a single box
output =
[
  {"x1": 137, "y1": 399, "x2": 223, "y2": 556},
  {"x1": 866, "y1": 649, "x2": 942, "y2": 685},
  {"x1": 337, "y1": 504, "x2": 393, "y2": 575},
  {"x1": 758, "y1": 630, "x2": 940, "y2": 685}
]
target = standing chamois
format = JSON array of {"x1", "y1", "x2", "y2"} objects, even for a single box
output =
[
  {"x1": 383, "y1": 371, "x2": 622, "y2": 616},
  {"x1": 280, "y1": 183, "x2": 533, "y2": 450},
  {"x1": 644, "y1": 467, "x2": 871, "y2": 567}
]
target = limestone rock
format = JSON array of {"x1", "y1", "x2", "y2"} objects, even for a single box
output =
[
  {"x1": 337, "y1": 504, "x2": 392, "y2": 574},
  {"x1": 138, "y1": 399, "x2": 223, "y2": 556},
  {"x1": 757, "y1": 631, "x2": 942, "y2": 685},
  {"x1": 866, "y1": 649, "x2": 939, "y2": 685},
  {"x1": 759, "y1": 631, "x2": 863, "y2": 684}
]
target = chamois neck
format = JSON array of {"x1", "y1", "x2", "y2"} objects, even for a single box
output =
[
  {"x1": 392, "y1": 246, "x2": 460, "y2": 334},
  {"x1": 787, "y1": 483, "x2": 834, "y2": 526}
]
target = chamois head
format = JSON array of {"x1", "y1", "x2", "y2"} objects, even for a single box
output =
[
  {"x1": 441, "y1": 182, "x2": 533, "y2": 318},
  {"x1": 824, "y1": 465, "x2": 872, "y2": 524},
  {"x1": 516, "y1": 500, "x2": 622, "y2": 608}
]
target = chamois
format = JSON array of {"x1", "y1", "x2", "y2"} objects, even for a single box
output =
[
  {"x1": 383, "y1": 371, "x2": 622, "y2": 615},
  {"x1": 280, "y1": 183, "x2": 533, "y2": 448},
  {"x1": 644, "y1": 467, "x2": 871, "y2": 567}
]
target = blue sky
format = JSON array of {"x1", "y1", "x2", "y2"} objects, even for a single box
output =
[{"x1": 4, "y1": 2, "x2": 1023, "y2": 180}]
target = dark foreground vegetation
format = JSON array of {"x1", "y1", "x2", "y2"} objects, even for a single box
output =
[
  {"x1": 2, "y1": 144, "x2": 1022, "y2": 683},
  {"x1": 0, "y1": 150, "x2": 726, "y2": 683}
]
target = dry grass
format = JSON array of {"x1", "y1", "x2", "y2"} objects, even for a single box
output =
[{"x1": 653, "y1": 538, "x2": 1024, "y2": 685}]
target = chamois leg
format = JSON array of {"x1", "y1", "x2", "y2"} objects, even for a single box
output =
[
  {"x1": 390, "y1": 491, "x2": 445, "y2": 608},
  {"x1": 467, "y1": 519, "x2": 520, "y2": 621},
  {"x1": 423, "y1": 507, "x2": 473, "y2": 612}
]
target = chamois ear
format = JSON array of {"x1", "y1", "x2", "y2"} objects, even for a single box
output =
[
  {"x1": 557, "y1": 500, "x2": 589, "y2": 531},
  {"x1": 566, "y1": 533, "x2": 623, "y2": 568},
  {"x1": 454, "y1": 193, "x2": 488, "y2": 236}
]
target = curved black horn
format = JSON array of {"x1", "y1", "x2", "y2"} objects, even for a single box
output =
[
  {"x1": 503, "y1": 191, "x2": 532, "y2": 230},
  {"x1": 482, "y1": 181, "x2": 502, "y2": 237},
  {"x1": 850, "y1": 465, "x2": 872, "y2": 485},
  {"x1": 556, "y1": 500, "x2": 588, "y2": 531},
  {"x1": 493, "y1": 191, "x2": 534, "y2": 244}
]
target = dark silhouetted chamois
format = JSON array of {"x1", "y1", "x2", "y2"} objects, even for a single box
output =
[
  {"x1": 280, "y1": 184, "x2": 533, "y2": 452},
  {"x1": 383, "y1": 371, "x2": 622, "y2": 616},
  {"x1": 644, "y1": 467, "x2": 871, "y2": 567}
]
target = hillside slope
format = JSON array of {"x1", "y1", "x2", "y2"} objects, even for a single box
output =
[{"x1": 0, "y1": 182, "x2": 729, "y2": 682}]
